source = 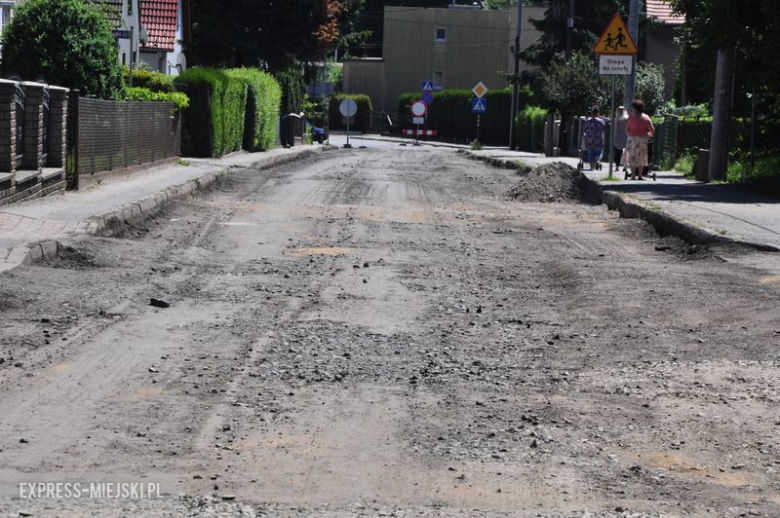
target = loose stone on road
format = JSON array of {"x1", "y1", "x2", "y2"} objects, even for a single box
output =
[{"x1": 0, "y1": 147, "x2": 778, "y2": 517}]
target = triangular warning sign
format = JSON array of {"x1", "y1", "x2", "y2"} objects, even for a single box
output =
[{"x1": 593, "y1": 14, "x2": 637, "y2": 55}]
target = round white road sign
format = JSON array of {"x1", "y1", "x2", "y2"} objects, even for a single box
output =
[
  {"x1": 339, "y1": 99, "x2": 358, "y2": 118},
  {"x1": 410, "y1": 101, "x2": 428, "y2": 118}
]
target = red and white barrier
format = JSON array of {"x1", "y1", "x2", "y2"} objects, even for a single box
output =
[{"x1": 402, "y1": 129, "x2": 437, "y2": 137}]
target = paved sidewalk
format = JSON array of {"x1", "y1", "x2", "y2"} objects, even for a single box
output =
[
  {"x1": 468, "y1": 148, "x2": 780, "y2": 251},
  {"x1": 0, "y1": 146, "x2": 320, "y2": 272}
]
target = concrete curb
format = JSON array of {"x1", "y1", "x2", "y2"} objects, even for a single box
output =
[
  {"x1": 460, "y1": 149, "x2": 534, "y2": 173},
  {"x1": 0, "y1": 240, "x2": 61, "y2": 273},
  {"x1": 0, "y1": 147, "x2": 323, "y2": 273},
  {"x1": 464, "y1": 150, "x2": 780, "y2": 253}
]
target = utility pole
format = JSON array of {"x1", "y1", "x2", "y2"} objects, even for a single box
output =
[
  {"x1": 622, "y1": 0, "x2": 640, "y2": 109},
  {"x1": 508, "y1": 0, "x2": 523, "y2": 150},
  {"x1": 565, "y1": 0, "x2": 575, "y2": 59},
  {"x1": 708, "y1": 47, "x2": 734, "y2": 181}
]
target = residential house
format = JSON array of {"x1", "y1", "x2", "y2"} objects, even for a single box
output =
[
  {"x1": 644, "y1": 0, "x2": 684, "y2": 100},
  {"x1": 0, "y1": 1, "x2": 13, "y2": 37},
  {"x1": 343, "y1": 5, "x2": 546, "y2": 113},
  {"x1": 92, "y1": 0, "x2": 187, "y2": 76},
  {"x1": 345, "y1": 2, "x2": 686, "y2": 113},
  {"x1": 139, "y1": 0, "x2": 189, "y2": 75}
]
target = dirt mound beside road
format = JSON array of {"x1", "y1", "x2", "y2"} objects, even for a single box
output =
[{"x1": 507, "y1": 162, "x2": 601, "y2": 204}]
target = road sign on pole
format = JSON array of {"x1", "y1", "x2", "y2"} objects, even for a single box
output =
[
  {"x1": 421, "y1": 91, "x2": 434, "y2": 105},
  {"x1": 472, "y1": 98, "x2": 487, "y2": 114},
  {"x1": 593, "y1": 14, "x2": 637, "y2": 55},
  {"x1": 339, "y1": 99, "x2": 358, "y2": 148},
  {"x1": 472, "y1": 82, "x2": 488, "y2": 98},
  {"x1": 422, "y1": 81, "x2": 434, "y2": 92},
  {"x1": 411, "y1": 101, "x2": 428, "y2": 118},
  {"x1": 598, "y1": 55, "x2": 633, "y2": 75}
]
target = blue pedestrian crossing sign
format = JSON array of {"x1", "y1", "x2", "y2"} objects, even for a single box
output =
[
  {"x1": 422, "y1": 81, "x2": 434, "y2": 92},
  {"x1": 472, "y1": 98, "x2": 487, "y2": 114}
]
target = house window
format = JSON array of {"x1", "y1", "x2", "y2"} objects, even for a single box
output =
[
  {"x1": 435, "y1": 28, "x2": 446, "y2": 42},
  {"x1": 434, "y1": 71, "x2": 444, "y2": 87},
  {"x1": 0, "y1": 5, "x2": 13, "y2": 33},
  {"x1": 127, "y1": 0, "x2": 132, "y2": 16}
]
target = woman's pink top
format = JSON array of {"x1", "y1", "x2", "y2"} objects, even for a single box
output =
[{"x1": 626, "y1": 113, "x2": 654, "y2": 137}]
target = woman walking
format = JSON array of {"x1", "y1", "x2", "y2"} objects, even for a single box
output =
[
  {"x1": 613, "y1": 106, "x2": 628, "y2": 175},
  {"x1": 625, "y1": 100, "x2": 655, "y2": 181}
]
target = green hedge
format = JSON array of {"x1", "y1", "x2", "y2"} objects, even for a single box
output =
[
  {"x1": 124, "y1": 68, "x2": 175, "y2": 93},
  {"x1": 397, "y1": 86, "x2": 532, "y2": 145},
  {"x1": 226, "y1": 68, "x2": 282, "y2": 151},
  {"x1": 515, "y1": 105, "x2": 546, "y2": 152},
  {"x1": 329, "y1": 94, "x2": 373, "y2": 132},
  {"x1": 275, "y1": 66, "x2": 305, "y2": 114},
  {"x1": 126, "y1": 87, "x2": 189, "y2": 112},
  {"x1": 174, "y1": 68, "x2": 247, "y2": 157}
]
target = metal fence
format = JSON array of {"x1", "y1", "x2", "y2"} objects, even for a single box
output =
[
  {"x1": 67, "y1": 94, "x2": 180, "y2": 187},
  {"x1": 652, "y1": 113, "x2": 779, "y2": 169}
]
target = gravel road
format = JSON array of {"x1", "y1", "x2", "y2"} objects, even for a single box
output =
[{"x1": 1, "y1": 147, "x2": 779, "y2": 517}]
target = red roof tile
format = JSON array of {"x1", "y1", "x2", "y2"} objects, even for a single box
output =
[
  {"x1": 140, "y1": 0, "x2": 179, "y2": 51},
  {"x1": 647, "y1": 0, "x2": 685, "y2": 25},
  {"x1": 91, "y1": 0, "x2": 124, "y2": 30}
]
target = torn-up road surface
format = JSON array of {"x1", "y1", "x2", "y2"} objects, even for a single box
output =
[{"x1": 1, "y1": 148, "x2": 779, "y2": 517}]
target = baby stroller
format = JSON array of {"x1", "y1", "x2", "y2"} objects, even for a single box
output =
[{"x1": 577, "y1": 135, "x2": 603, "y2": 171}]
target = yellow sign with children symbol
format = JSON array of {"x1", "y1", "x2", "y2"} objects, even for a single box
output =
[{"x1": 593, "y1": 14, "x2": 637, "y2": 55}]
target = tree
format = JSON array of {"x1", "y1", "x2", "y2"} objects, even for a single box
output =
[
  {"x1": 634, "y1": 62, "x2": 665, "y2": 115},
  {"x1": 540, "y1": 52, "x2": 609, "y2": 115},
  {"x1": 667, "y1": 0, "x2": 780, "y2": 179},
  {"x1": 187, "y1": 0, "x2": 364, "y2": 71},
  {"x1": 0, "y1": 0, "x2": 124, "y2": 99},
  {"x1": 522, "y1": 0, "x2": 627, "y2": 66}
]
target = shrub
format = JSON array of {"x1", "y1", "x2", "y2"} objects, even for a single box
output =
[
  {"x1": 515, "y1": 105, "x2": 547, "y2": 152},
  {"x1": 634, "y1": 62, "x2": 666, "y2": 115},
  {"x1": 398, "y1": 87, "x2": 531, "y2": 145},
  {"x1": 1, "y1": 0, "x2": 124, "y2": 98},
  {"x1": 174, "y1": 68, "x2": 247, "y2": 157},
  {"x1": 727, "y1": 156, "x2": 780, "y2": 191},
  {"x1": 124, "y1": 68, "x2": 175, "y2": 93},
  {"x1": 226, "y1": 68, "x2": 282, "y2": 151},
  {"x1": 673, "y1": 152, "x2": 695, "y2": 177},
  {"x1": 329, "y1": 94, "x2": 373, "y2": 132},
  {"x1": 275, "y1": 66, "x2": 305, "y2": 114},
  {"x1": 126, "y1": 87, "x2": 189, "y2": 112},
  {"x1": 326, "y1": 63, "x2": 343, "y2": 92}
]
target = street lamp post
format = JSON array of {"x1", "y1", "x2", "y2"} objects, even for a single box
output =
[{"x1": 508, "y1": 0, "x2": 523, "y2": 150}]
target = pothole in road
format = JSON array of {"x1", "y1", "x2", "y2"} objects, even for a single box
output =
[{"x1": 41, "y1": 244, "x2": 103, "y2": 270}]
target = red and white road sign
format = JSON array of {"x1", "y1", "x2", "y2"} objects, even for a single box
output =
[
  {"x1": 402, "y1": 129, "x2": 437, "y2": 136},
  {"x1": 410, "y1": 101, "x2": 428, "y2": 118}
]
